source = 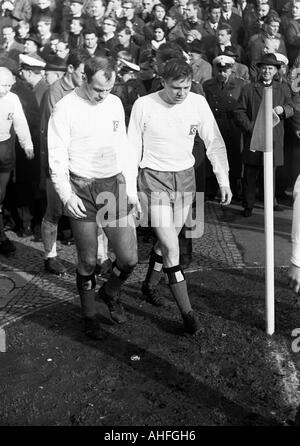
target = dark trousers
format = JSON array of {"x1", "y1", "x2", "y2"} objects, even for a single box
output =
[{"x1": 243, "y1": 164, "x2": 277, "y2": 209}]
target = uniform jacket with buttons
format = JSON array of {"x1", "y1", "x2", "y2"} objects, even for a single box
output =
[{"x1": 203, "y1": 75, "x2": 248, "y2": 175}]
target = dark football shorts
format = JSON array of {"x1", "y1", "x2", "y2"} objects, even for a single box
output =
[
  {"x1": 0, "y1": 138, "x2": 15, "y2": 173},
  {"x1": 69, "y1": 171, "x2": 131, "y2": 224},
  {"x1": 137, "y1": 166, "x2": 196, "y2": 210}
]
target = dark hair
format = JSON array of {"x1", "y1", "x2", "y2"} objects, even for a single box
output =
[
  {"x1": 37, "y1": 14, "x2": 52, "y2": 24},
  {"x1": 264, "y1": 13, "x2": 281, "y2": 24},
  {"x1": 152, "y1": 3, "x2": 166, "y2": 12},
  {"x1": 117, "y1": 26, "x2": 132, "y2": 35},
  {"x1": 187, "y1": 1, "x2": 200, "y2": 10},
  {"x1": 153, "y1": 20, "x2": 167, "y2": 34},
  {"x1": 71, "y1": 17, "x2": 86, "y2": 28},
  {"x1": 2, "y1": 24, "x2": 15, "y2": 32},
  {"x1": 208, "y1": 1, "x2": 221, "y2": 12},
  {"x1": 84, "y1": 56, "x2": 117, "y2": 82},
  {"x1": 162, "y1": 58, "x2": 193, "y2": 81},
  {"x1": 83, "y1": 26, "x2": 98, "y2": 36},
  {"x1": 218, "y1": 23, "x2": 232, "y2": 34},
  {"x1": 165, "y1": 7, "x2": 181, "y2": 21},
  {"x1": 67, "y1": 48, "x2": 90, "y2": 69},
  {"x1": 156, "y1": 42, "x2": 183, "y2": 62},
  {"x1": 174, "y1": 37, "x2": 190, "y2": 53}
]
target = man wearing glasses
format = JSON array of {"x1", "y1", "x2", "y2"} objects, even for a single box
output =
[
  {"x1": 98, "y1": 17, "x2": 119, "y2": 53},
  {"x1": 118, "y1": 1, "x2": 145, "y2": 45}
]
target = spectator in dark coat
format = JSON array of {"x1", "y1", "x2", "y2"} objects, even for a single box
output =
[
  {"x1": 188, "y1": 38, "x2": 212, "y2": 85},
  {"x1": 115, "y1": 26, "x2": 140, "y2": 62},
  {"x1": 31, "y1": 0, "x2": 60, "y2": 34},
  {"x1": 199, "y1": 0, "x2": 222, "y2": 55},
  {"x1": 247, "y1": 13, "x2": 287, "y2": 64},
  {"x1": 164, "y1": 8, "x2": 186, "y2": 41},
  {"x1": 285, "y1": 0, "x2": 300, "y2": 66},
  {"x1": 117, "y1": 0, "x2": 145, "y2": 46},
  {"x1": 68, "y1": 17, "x2": 85, "y2": 50},
  {"x1": 220, "y1": 0, "x2": 244, "y2": 44},
  {"x1": 1, "y1": 24, "x2": 24, "y2": 61},
  {"x1": 203, "y1": 54, "x2": 248, "y2": 198},
  {"x1": 0, "y1": 0, "x2": 32, "y2": 28},
  {"x1": 143, "y1": 2, "x2": 166, "y2": 41},
  {"x1": 234, "y1": 53, "x2": 294, "y2": 216},
  {"x1": 207, "y1": 22, "x2": 245, "y2": 63}
]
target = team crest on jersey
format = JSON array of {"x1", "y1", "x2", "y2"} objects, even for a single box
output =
[
  {"x1": 189, "y1": 124, "x2": 198, "y2": 135},
  {"x1": 113, "y1": 120, "x2": 119, "y2": 132},
  {"x1": 7, "y1": 113, "x2": 14, "y2": 120}
]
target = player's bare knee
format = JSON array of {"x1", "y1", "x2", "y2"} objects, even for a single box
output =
[
  {"x1": 160, "y1": 244, "x2": 179, "y2": 261},
  {"x1": 78, "y1": 256, "x2": 97, "y2": 275}
]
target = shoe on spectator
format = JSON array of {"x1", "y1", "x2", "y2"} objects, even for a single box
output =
[
  {"x1": 141, "y1": 283, "x2": 166, "y2": 307},
  {"x1": 97, "y1": 285, "x2": 127, "y2": 324},
  {"x1": 18, "y1": 224, "x2": 33, "y2": 238},
  {"x1": 243, "y1": 208, "x2": 252, "y2": 217},
  {"x1": 44, "y1": 257, "x2": 67, "y2": 276},
  {"x1": 84, "y1": 317, "x2": 107, "y2": 340},
  {"x1": 0, "y1": 238, "x2": 16, "y2": 256},
  {"x1": 182, "y1": 310, "x2": 201, "y2": 335}
]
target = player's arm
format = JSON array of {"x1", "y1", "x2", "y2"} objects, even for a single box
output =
[
  {"x1": 48, "y1": 103, "x2": 86, "y2": 219},
  {"x1": 197, "y1": 97, "x2": 232, "y2": 205},
  {"x1": 12, "y1": 95, "x2": 34, "y2": 160},
  {"x1": 288, "y1": 175, "x2": 300, "y2": 293}
]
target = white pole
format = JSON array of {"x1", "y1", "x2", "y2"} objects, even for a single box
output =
[
  {"x1": 0, "y1": 328, "x2": 6, "y2": 352},
  {"x1": 264, "y1": 86, "x2": 275, "y2": 335}
]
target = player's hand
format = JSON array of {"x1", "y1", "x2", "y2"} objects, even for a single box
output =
[
  {"x1": 128, "y1": 195, "x2": 142, "y2": 219},
  {"x1": 296, "y1": 131, "x2": 300, "y2": 139},
  {"x1": 288, "y1": 264, "x2": 300, "y2": 293},
  {"x1": 65, "y1": 193, "x2": 87, "y2": 219},
  {"x1": 220, "y1": 186, "x2": 232, "y2": 206},
  {"x1": 24, "y1": 147, "x2": 34, "y2": 160}
]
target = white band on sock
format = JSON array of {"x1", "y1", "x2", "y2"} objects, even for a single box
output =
[{"x1": 154, "y1": 261, "x2": 163, "y2": 272}]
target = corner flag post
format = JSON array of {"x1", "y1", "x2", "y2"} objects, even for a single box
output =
[{"x1": 264, "y1": 85, "x2": 275, "y2": 336}]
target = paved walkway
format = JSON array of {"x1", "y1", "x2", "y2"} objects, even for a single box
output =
[{"x1": 0, "y1": 199, "x2": 294, "y2": 333}]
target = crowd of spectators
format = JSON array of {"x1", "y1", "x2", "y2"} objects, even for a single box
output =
[{"x1": 0, "y1": 0, "x2": 299, "y2": 267}]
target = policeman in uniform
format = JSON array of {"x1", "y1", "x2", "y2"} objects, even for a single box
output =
[{"x1": 203, "y1": 54, "x2": 248, "y2": 199}]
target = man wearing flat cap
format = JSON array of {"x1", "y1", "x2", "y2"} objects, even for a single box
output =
[
  {"x1": 23, "y1": 34, "x2": 42, "y2": 57},
  {"x1": 44, "y1": 56, "x2": 67, "y2": 85},
  {"x1": 234, "y1": 53, "x2": 294, "y2": 217},
  {"x1": 203, "y1": 54, "x2": 248, "y2": 199},
  {"x1": 188, "y1": 39, "x2": 212, "y2": 86}
]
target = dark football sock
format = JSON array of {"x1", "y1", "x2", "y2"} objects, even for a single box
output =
[
  {"x1": 163, "y1": 265, "x2": 192, "y2": 315},
  {"x1": 76, "y1": 270, "x2": 96, "y2": 318},
  {"x1": 104, "y1": 261, "x2": 135, "y2": 297},
  {"x1": 143, "y1": 248, "x2": 163, "y2": 289}
]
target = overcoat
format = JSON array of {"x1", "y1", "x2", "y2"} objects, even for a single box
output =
[
  {"x1": 203, "y1": 75, "x2": 247, "y2": 177},
  {"x1": 234, "y1": 80, "x2": 294, "y2": 166}
]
